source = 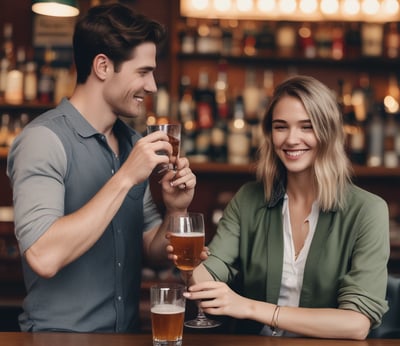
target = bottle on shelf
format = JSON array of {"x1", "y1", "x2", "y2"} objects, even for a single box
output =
[
  {"x1": 211, "y1": 61, "x2": 229, "y2": 162},
  {"x1": 255, "y1": 22, "x2": 275, "y2": 56},
  {"x1": 385, "y1": 22, "x2": 400, "y2": 59},
  {"x1": 361, "y1": 23, "x2": 383, "y2": 57},
  {"x1": 242, "y1": 67, "x2": 261, "y2": 160},
  {"x1": 242, "y1": 21, "x2": 257, "y2": 56},
  {"x1": 0, "y1": 23, "x2": 14, "y2": 102},
  {"x1": 154, "y1": 84, "x2": 170, "y2": 124},
  {"x1": 227, "y1": 95, "x2": 250, "y2": 165},
  {"x1": 37, "y1": 47, "x2": 55, "y2": 104},
  {"x1": 314, "y1": 22, "x2": 333, "y2": 59},
  {"x1": 332, "y1": 23, "x2": 345, "y2": 60},
  {"x1": 5, "y1": 46, "x2": 25, "y2": 105},
  {"x1": 345, "y1": 22, "x2": 361, "y2": 59},
  {"x1": 0, "y1": 113, "x2": 10, "y2": 147},
  {"x1": 275, "y1": 22, "x2": 297, "y2": 58},
  {"x1": 298, "y1": 22, "x2": 316, "y2": 59},
  {"x1": 194, "y1": 71, "x2": 216, "y2": 160},
  {"x1": 366, "y1": 103, "x2": 384, "y2": 167},
  {"x1": 383, "y1": 112, "x2": 399, "y2": 168},
  {"x1": 24, "y1": 60, "x2": 38, "y2": 103},
  {"x1": 178, "y1": 75, "x2": 197, "y2": 157},
  {"x1": 347, "y1": 76, "x2": 372, "y2": 166}
]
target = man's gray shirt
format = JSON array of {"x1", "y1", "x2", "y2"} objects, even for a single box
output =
[{"x1": 7, "y1": 98, "x2": 161, "y2": 332}]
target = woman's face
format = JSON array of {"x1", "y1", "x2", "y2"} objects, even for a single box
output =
[{"x1": 271, "y1": 95, "x2": 318, "y2": 176}]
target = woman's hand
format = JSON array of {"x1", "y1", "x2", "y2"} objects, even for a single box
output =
[{"x1": 183, "y1": 281, "x2": 253, "y2": 320}]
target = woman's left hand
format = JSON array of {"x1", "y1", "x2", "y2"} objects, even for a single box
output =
[{"x1": 183, "y1": 281, "x2": 253, "y2": 320}]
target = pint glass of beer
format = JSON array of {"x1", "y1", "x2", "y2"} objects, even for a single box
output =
[
  {"x1": 146, "y1": 124, "x2": 181, "y2": 178},
  {"x1": 150, "y1": 283, "x2": 186, "y2": 346}
]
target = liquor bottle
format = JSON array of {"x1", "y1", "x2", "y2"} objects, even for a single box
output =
[
  {"x1": 345, "y1": 22, "x2": 361, "y2": 59},
  {"x1": 383, "y1": 112, "x2": 399, "y2": 168},
  {"x1": 298, "y1": 22, "x2": 316, "y2": 59},
  {"x1": 194, "y1": 71, "x2": 215, "y2": 130},
  {"x1": 255, "y1": 23, "x2": 275, "y2": 56},
  {"x1": 154, "y1": 85, "x2": 170, "y2": 124},
  {"x1": 194, "y1": 71, "x2": 216, "y2": 160},
  {"x1": 258, "y1": 70, "x2": 274, "y2": 119},
  {"x1": 242, "y1": 22, "x2": 257, "y2": 56},
  {"x1": 314, "y1": 23, "x2": 332, "y2": 59},
  {"x1": 24, "y1": 61, "x2": 37, "y2": 102},
  {"x1": 178, "y1": 75, "x2": 197, "y2": 157},
  {"x1": 361, "y1": 23, "x2": 383, "y2": 57},
  {"x1": 332, "y1": 24, "x2": 345, "y2": 60},
  {"x1": 366, "y1": 103, "x2": 384, "y2": 167},
  {"x1": 227, "y1": 95, "x2": 250, "y2": 164},
  {"x1": 211, "y1": 61, "x2": 229, "y2": 162},
  {"x1": 0, "y1": 23, "x2": 13, "y2": 101},
  {"x1": 5, "y1": 46, "x2": 24, "y2": 105},
  {"x1": 386, "y1": 22, "x2": 400, "y2": 59},
  {"x1": 243, "y1": 67, "x2": 261, "y2": 160},
  {"x1": 275, "y1": 22, "x2": 296, "y2": 57},
  {"x1": 0, "y1": 113, "x2": 10, "y2": 147},
  {"x1": 38, "y1": 47, "x2": 55, "y2": 104}
]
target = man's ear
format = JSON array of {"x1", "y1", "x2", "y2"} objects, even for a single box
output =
[{"x1": 92, "y1": 54, "x2": 110, "y2": 81}]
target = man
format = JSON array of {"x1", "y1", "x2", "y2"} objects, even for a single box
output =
[{"x1": 7, "y1": 3, "x2": 196, "y2": 332}]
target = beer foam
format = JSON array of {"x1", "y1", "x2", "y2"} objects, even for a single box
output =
[
  {"x1": 171, "y1": 232, "x2": 204, "y2": 237},
  {"x1": 151, "y1": 304, "x2": 185, "y2": 314}
]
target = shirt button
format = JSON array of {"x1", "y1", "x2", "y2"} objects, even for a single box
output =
[
  {"x1": 117, "y1": 296, "x2": 122, "y2": 301},
  {"x1": 111, "y1": 169, "x2": 114, "y2": 174},
  {"x1": 117, "y1": 262, "x2": 121, "y2": 267}
]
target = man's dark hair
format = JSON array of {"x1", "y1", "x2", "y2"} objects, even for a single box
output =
[{"x1": 73, "y1": 3, "x2": 166, "y2": 84}]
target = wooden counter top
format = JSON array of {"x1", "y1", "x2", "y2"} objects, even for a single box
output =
[{"x1": 0, "y1": 332, "x2": 398, "y2": 346}]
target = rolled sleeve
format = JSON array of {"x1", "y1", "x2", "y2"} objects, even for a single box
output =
[
  {"x1": 337, "y1": 194, "x2": 390, "y2": 327},
  {"x1": 7, "y1": 126, "x2": 67, "y2": 253}
]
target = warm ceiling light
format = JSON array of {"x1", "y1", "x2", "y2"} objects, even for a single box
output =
[
  {"x1": 342, "y1": 0, "x2": 360, "y2": 15},
  {"x1": 278, "y1": 0, "x2": 297, "y2": 13},
  {"x1": 214, "y1": 0, "x2": 232, "y2": 12},
  {"x1": 321, "y1": 0, "x2": 339, "y2": 14},
  {"x1": 382, "y1": 0, "x2": 400, "y2": 14},
  {"x1": 180, "y1": 0, "x2": 400, "y2": 21},
  {"x1": 300, "y1": 0, "x2": 318, "y2": 14},
  {"x1": 361, "y1": 0, "x2": 380, "y2": 15},
  {"x1": 257, "y1": 0, "x2": 276, "y2": 12},
  {"x1": 32, "y1": 0, "x2": 79, "y2": 17},
  {"x1": 192, "y1": 0, "x2": 209, "y2": 10},
  {"x1": 236, "y1": 0, "x2": 254, "y2": 12}
]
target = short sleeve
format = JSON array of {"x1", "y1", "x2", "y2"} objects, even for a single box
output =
[{"x1": 7, "y1": 126, "x2": 67, "y2": 253}]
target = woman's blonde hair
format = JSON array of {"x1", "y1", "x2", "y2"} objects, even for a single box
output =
[{"x1": 256, "y1": 75, "x2": 352, "y2": 211}]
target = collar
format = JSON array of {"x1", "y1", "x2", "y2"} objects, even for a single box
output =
[{"x1": 57, "y1": 98, "x2": 141, "y2": 144}]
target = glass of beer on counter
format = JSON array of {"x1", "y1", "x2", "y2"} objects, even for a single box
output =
[
  {"x1": 150, "y1": 283, "x2": 186, "y2": 346},
  {"x1": 146, "y1": 123, "x2": 181, "y2": 178}
]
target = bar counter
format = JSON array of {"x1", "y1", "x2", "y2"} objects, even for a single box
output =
[{"x1": 0, "y1": 333, "x2": 398, "y2": 346}]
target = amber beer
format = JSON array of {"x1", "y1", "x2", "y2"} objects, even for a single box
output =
[
  {"x1": 170, "y1": 232, "x2": 204, "y2": 271},
  {"x1": 151, "y1": 304, "x2": 185, "y2": 344}
]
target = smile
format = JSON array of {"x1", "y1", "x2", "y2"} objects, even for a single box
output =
[
  {"x1": 134, "y1": 96, "x2": 144, "y2": 102},
  {"x1": 284, "y1": 150, "x2": 308, "y2": 157}
]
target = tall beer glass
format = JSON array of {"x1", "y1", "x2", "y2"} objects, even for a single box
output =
[{"x1": 169, "y1": 212, "x2": 221, "y2": 328}]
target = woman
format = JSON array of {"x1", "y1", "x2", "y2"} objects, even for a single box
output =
[{"x1": 183, "y1": 75, "x2": 389, "y2": 339}]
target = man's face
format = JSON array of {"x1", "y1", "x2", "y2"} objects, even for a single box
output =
[{"x1": 104, "y1": 42, "x2": 158, "y2": 118}]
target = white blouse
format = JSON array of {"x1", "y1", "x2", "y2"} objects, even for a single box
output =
[{"x1": 261, "y1": 194, "x2": 319, "y2": 336}]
